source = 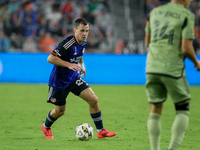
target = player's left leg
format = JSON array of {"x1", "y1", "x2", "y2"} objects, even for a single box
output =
[
  {"x1": 146, "y1": 74, "x2": 167, "y2": 150},
  {"x1": 148, "y1": 102, "x2": 163, "y2": 150},
  {"x1": 79, "y1": 87, "x2": 116, "y2": 139},
  {"x1": 79, "y1": 87, "x2": 100, "y2": 113},
  {"x1": 70, "y1": 77, "x2": 116, "y2": 139}
]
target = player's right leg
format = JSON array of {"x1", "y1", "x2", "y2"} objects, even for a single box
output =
[
  {"x1": 41, "y1": 124, "x2": 54, "y2": 139},
  {"x1": 163, "y1": 75, "x2": 190, "y2": 150},
  {"x1": 41, "y1": 86, "x2": 68, "y2": 139},
  {"x1": 168, "y1": 101, "x2": 189, "y2": 150},
  {"x1": 41, "y1": 104, "x2": 66, "y2": 139}
]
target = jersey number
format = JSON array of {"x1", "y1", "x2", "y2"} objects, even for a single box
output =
[{"x1": 153, "y1": 20, "x2": 174, "y2": 44}]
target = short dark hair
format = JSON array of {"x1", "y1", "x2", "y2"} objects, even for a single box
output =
[{"x1": 74, "y1": 18, "x2": 89, "y2": 28}]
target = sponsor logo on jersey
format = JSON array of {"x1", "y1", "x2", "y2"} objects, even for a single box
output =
[
  {"x1": 54, "y1": 49, "x2": 61, "y2": 57},
  {"x1": 70, "y1": 56, "x2": 82, "y2": 63}
]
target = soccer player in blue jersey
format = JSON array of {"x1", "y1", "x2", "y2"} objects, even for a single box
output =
[{"x1": 41, "y1": 18, "x2": 116, "y2": 139}]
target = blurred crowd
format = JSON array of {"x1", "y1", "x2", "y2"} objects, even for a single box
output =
[
  {"x1": 2, "y1": 0, "x2": 200, "y2": 54},
  {"x1": 0, "y1": 0, "x2": 113, "y2": 53},
  {"x1": 145, "y1": 0, "x2": 200, "y2": 54}
]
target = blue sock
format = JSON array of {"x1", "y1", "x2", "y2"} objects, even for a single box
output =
[
  {"x1": 44, "y1": 111, "x2": 57, "y2": 129},
  {"x1": 90, "y1": 111, "x2": 103, "y2": 132}
]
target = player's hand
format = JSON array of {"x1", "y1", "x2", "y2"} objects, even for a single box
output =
[
  {"x1": 79, "y1": 69, "x2": 86, "y2": 77},
  {"x1": 195, "y1": 60, "x2": 200, "y2": 71},
  {"x1": 68, "y1": 63, "x2": 82, "y2": 71}
]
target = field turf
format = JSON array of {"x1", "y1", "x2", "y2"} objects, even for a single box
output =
[{"x1": 0, "y1": 84, "x2": 200, "y2": 150}]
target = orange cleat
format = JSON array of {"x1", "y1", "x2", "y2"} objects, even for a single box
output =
[
  {"x1": 41, "y1": 124, "x2": 54, "y2": 139},
  {"x1": 97, "y1": 129, "x2": 116, "y2": 139}
]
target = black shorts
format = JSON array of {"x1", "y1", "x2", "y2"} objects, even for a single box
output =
[{"x1": 47, "y1": 77, "x2": 90, "y2": 106}]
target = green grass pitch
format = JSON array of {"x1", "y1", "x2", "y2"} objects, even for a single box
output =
[{"x1": 0, "y1": 84, "x2": 200, "y2": 150}]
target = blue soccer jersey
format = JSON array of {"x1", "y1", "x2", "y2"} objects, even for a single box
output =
[{"x1": 48, "y1": 35, "x2": 87, "y2": 90}]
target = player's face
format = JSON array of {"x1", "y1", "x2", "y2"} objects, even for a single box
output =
[{"x1": 74, "y1": 23, "x2": 89, "y2": 45}]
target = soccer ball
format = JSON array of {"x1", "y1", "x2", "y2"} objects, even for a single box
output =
[{"x1": 75, "y1": 123, "x2": 94, "y2": 141}]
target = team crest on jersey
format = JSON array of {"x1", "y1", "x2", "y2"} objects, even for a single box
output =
[
  {"x1": 74, "y1": 47, "x2": 77, "y2": 55},
  {"x1": 50, "y1": 98, "x2": 56, "y2": 103},
  {"x1": 82, "y1": 48, "x2": 85, "y2": 53}
]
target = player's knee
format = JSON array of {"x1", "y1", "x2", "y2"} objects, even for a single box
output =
[
  {"x1": 56, "y1": 108, "x2": 66, "y2": 116},
  {"x1": 59, "y1": 110, "x2": 65, "y2": 116},
  {"x1": 89, "y1": 95, "x2": 98, "y2": 107},
  {"x1": 175, "y1": 102, "x2": 189, "y2": 111}
]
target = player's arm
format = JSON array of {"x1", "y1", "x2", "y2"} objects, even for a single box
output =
[
  {"x1": 181, "y1": 14, "x2": 200, "y2": 71},
  {"x1": 78, "y1": 56, "x2": 86, "y2": 77},
  {"x1": 182, "y1": 38, "x2": 200, "y2": 71},
  {"x1": 145, "y1": 18, "x2": 151, "y2": 47},
  {"x1": 145, "y1": 31, "x2": 150, "y2": 47},
  {"x1": 47, "y1": 54, "x2": 81, "y2": 71}
]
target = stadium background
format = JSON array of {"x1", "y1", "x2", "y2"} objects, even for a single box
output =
[{"x1": 0, "y1": 0, "x2": 200, "y2": 85}]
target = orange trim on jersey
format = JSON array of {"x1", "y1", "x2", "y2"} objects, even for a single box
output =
[
  {"x1": 73, "y1": 34, "x2": 79, "y2": 45},
  {"x1": 51, "y1": 52, "x2": 58, "y2": 57}
]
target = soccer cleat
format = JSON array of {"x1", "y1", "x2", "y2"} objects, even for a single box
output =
[
  {"x1": 97, "y1": 129, "x2": 116, "y2": 139},
  {"x1": 41, "y1": 124, "x2": 54, "y2": 139}
]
